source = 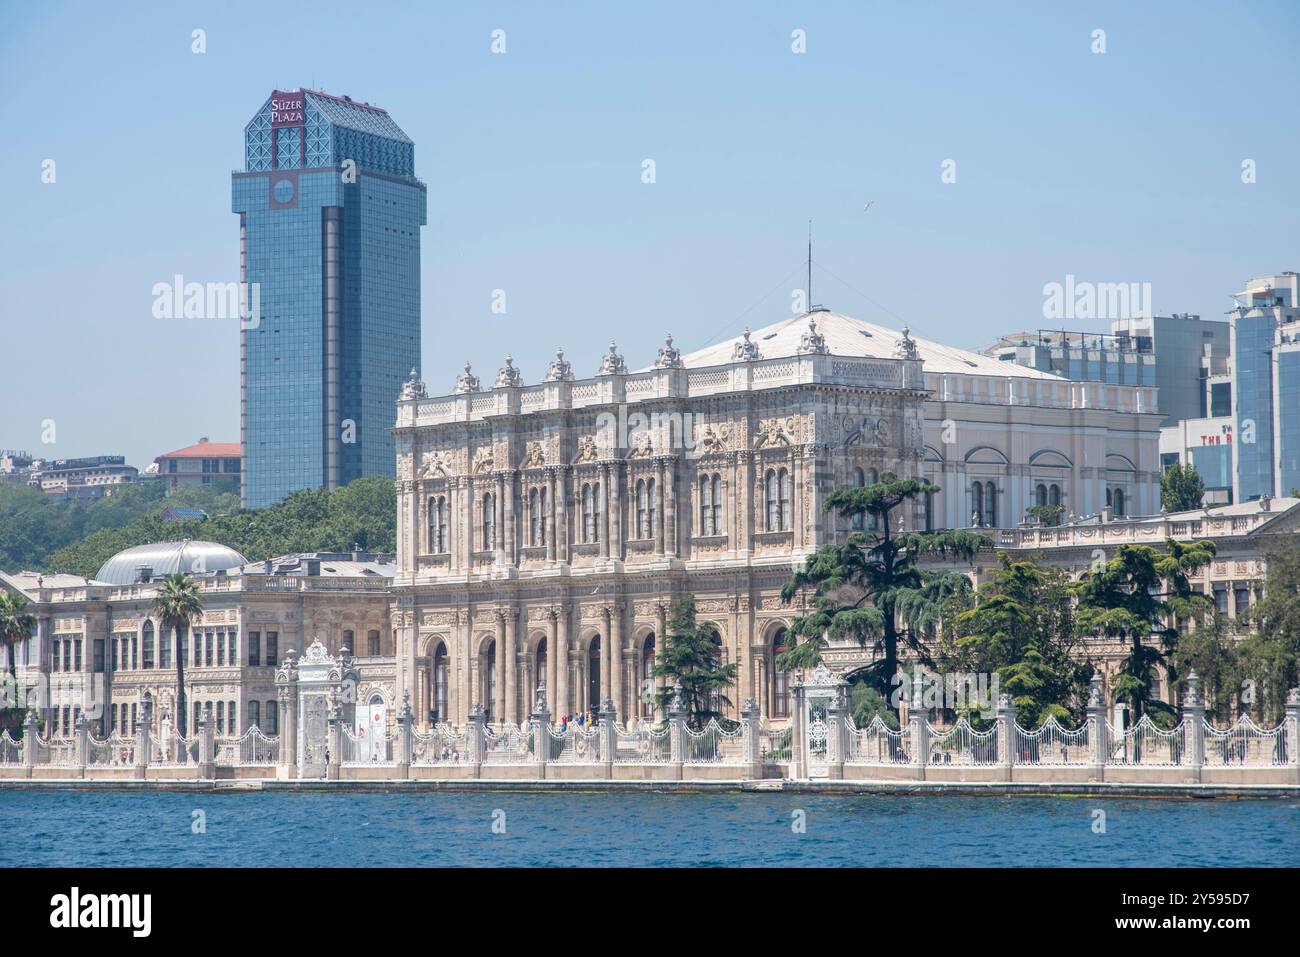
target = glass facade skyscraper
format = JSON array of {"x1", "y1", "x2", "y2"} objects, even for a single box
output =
[{"x1": 233, "y1": 89, "x2": 426, "y2": 509}]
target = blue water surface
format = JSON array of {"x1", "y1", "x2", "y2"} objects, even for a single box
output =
[{"x1": 1, "y1": 791, "x2": 1296, "y2": 867}]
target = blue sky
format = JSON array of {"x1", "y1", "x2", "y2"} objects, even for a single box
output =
[{"x1": 1, "y1": 0, "x2": 1297, "y2": 468}]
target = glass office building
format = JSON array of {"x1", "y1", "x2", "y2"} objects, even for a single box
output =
[{"x1": 233, "y1": 90, "x2": 426, "y2": 508}]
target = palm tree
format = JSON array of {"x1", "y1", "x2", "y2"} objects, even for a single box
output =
[
  {"x1": 0, "y1": 591, "x2": 37, "y2": 686},
  {"x1": 152, "y1": 573, "x2": 204, "y2": 738}
]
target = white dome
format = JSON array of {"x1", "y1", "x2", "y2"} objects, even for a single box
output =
[{"x1": 94, "y1": 540, "x2": 248, "y2": 585}]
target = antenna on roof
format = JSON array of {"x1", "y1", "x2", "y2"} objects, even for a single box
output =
[{"x1": 807, "y1": 219, "x2": 813, "y2": 315}]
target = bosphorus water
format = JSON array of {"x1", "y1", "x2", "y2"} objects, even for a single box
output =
[{"x1": 2, "y1": 791, "x2": 1295, "y2": 867}]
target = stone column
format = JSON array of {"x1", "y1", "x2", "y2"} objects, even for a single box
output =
[
  {"x1": 198, "y1": 713, "x2": 215, "y2": 779},
  {"x1": 599, "y1": 463, "x2": 611, "y2": 559},
  {"x1": 466, "y1": 704, "x2": 485, "y2": 779},
  {"x1": 394, "y1": 691, "x2": 412, "y2": 780},
  {"x1": 277, "y1": 684, "x2": 297, "y2": 778},
  {"x1": 667, "y1": 683, "x2": 686, "y2": 780},
  {"x1": 664, "y1": 456, "x2": 677, "y2": 558},
  {"x1": 73, "y1": 713, "x2": 88, "y2": 780},
  {"x1": 610, "y1": 605, "x2": 624, "y2": 719},
  {"x1": 495, "y1": 472, "x2": 507, "y2": 566},
  {"x1": 502, "y1": 469, "x2": 517, "y2": 566},
  {"x1": 825, "y1": 687, "x2": 846, "y2": 781},
  {"x1": 654, "y1": 460, "x2": 666, "y2": 556},
  {"x1": 1180, "y1": 669, "x2": 1205, "y2": 785},
  {"x1": 598, "y1": 698, "x2": 616, "y2": 779},
  {"x1": 531, "y1": 684, "x2": 550, "y2": 780},
  {"x1": 995, "y1": 693, "x2": 1015, "y2": 782},
  {"x1": 546, "y1": 470, "x2": 558, "y2": 563},
  {"x1": 504, "y1": 608, "x2": 518, "y2": 726},
  {"x1": 740, "y1": 698, "x2": 761, "y2": 780},
  {"x1": 494, "y1": 612, "x2": 507, "y2": 726},
  {"x1": 1285, "y1": 688, "x2": 1300, "y2": 784},
  {"x1": 609, "y1": 462, "x2": 623, "y2": 560},
  {"x1": 556, "y1": 610, "x2": 570, "y2": 720},
  {"x1": 908, "y1": 670, "x2": 928, "y2": 781},
  {"x1": 1085, "y1": 671, "x2": 1107, "y2": 783},
  {"x1": 654, "y1": 602, "x2": 667, "y2": 721},
  {"x1": 135, "y1": 693, "x2": 152, "y2": 779},
  {"x1": 21, "y1": 708, "x2": 37, "y2": 778},
  {"x1": 325, "y1": 694, "x2": 341, "y2": 781},
  {"x1": 556, "y1": 467, "x2": 569, "y2": 563}
]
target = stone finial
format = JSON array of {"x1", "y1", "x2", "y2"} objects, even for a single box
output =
[
  {"x1": 534, "y1": 682, "x2": 548, "y2": 714},
  {"x1": 1087, "y1": 670, "x2": 1104, "y2": 708},
  {"x1": 598, "y1": 340, "x2": 628, "y2": 376},
  {"x1": 1286, "y1": 686, "x2": 1300, "y2": 707},
  {"x1": 797, "y1": 314, "x2": 829, "y2": 355},
  {"x1": 453, "y1": 361, "x2": 481, "y2": 394},
  {"x1": 732, "y1": 328, "x2": 762, "y2": 362},
  {"x1": 669, "y1": 682, "x2": 684, "y2": 713},
  {"x1": 910, "y1": 667, "x2": 924, "y2": 710},
  {"x1": 544, "y1": 349, "x2": 574, "y2": 382},
  {"x1": 494, "y1": 354, "x2": 522, "y2": 389},
  {"x1": 654, "y1": 333, "x2": 684, "y2": 369},
  {"x1": 400, "y1": 367, "x2": 427, "y2": 400},
  {"x1": 400, "y1": 689, "x2": 412, "y2": 720},
  {"x1": 894, "y1": 324, "x2": 920, "y2": 361},
  {"x1": 1182, "y1": 669, "x2": 1203, "y2": 708},
  {"x1": 997, "y1": 693, "x2": 1015, "y2": 711}
]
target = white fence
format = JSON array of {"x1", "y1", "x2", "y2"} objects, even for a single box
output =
[
  {"x1": 215, "y1": 726, "x2": 279, "y2": 766},
  {"x1": 411, "y1": 724, "x2": 469, "y2": 765}
]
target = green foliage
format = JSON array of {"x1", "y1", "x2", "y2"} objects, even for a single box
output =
[
  {"x1": 1024, "y1": 504, "x2": 1065, "y2": 526},
  {"x1": 950, "y1": 554, "x2": 1089, "y2": 727},
  {"x1": 1160, "y1": 462, "x2": 1205, "y2": 513},
  {"x1": 849, "y1": 681, "x2": 899, "y2": 730},
  {"x1": 41, "y1": 477, "x2": 396, "y2": 579},
  {"x1": 0, "y1": 481, "x2": 239, "y2": 574},
  {"x1": 779, "y1": 472, "x2": 984, "y2": 712},
  {"x1": 0, "y1": 590, "x2": 37, "y2": 734},
  {"x1": 1073, "y1": 539, "x2": 1216, "y2": 720},
  {"x1": 650, "y1": 596, "x2": 740, "y2": 730}
]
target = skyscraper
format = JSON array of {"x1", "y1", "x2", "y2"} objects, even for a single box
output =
[{"x1": 233, "y1": 89, "x2": 425, "y2": 509}]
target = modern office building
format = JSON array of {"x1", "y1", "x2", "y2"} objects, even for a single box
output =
[
  {"x1": 985, "y1": 313, "x2": 1230, "y2": 428},
  {"x1": 1228, "y1": 273, "x2": 1300, "y2": 502},
  {"x1": 233, "y1": 89, "x2": 426, "y2": 509}
]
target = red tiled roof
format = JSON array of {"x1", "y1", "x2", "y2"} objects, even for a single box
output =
[{"x1": 156, "y1": 441, "x2": 241, "y2": 460}]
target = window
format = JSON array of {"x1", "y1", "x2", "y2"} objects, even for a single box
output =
[
  {"x1": 482, "y1": 491, "x2": 496, "y2": 550},
  {"x1": 766, "y1": 469, "x2": 790, "y2": 531},
  {"x1": 1233, "y1": 587, "x2": 1250, "y2": 616},
  {"x1": 216, "y1": 700, "x2": 225, "y2": 735},
  {"x1": 866, "y1": 470, "x2": 880, "y2": 530},
  {"x1": 265, "y1": 700, "x2": 278, "y2": 735},
  {"x1": 582, "y1": 482, "x2": 601, "y2": 543},
  {"x1": 529, "y1": 487, "x2": 548, "y2": 546},
  {"x1": 368, "y1": 630, "x2": 380, "y2": 656},
  {"x1": 1049, "y1": 484, "x2": 1061, "y2": 508},
  {"x1": 433, "y1": 644, "x2": 448, "y2": 723},
  {"x1": 772, "y1": 629, "x2": 791, "y2": 718},
  {"x1": 1214, "y1": 588, "x2": 1228, "y2": 615},
  {"x1": 229, "y1": 700, "x2": 237, "y2": 733},
  {"x1": 640, "y1": 636, "x2": 656, "y2": 719},
  {"x1": 983, "y1": 481, "x2": 997, "y2": 528},
  {"x1": 160, "y1": 628, "x2": 171, "y2": 669},
  {"x1": 111, "y1": 638, "x2": 118, "y2": 672},
  {"x1": 73, "y1": 640, "x2": 82, "y2": 673},
  {"x1": 249, "y1": 700, "x2": 260, "y2": 731},
  {"x1": 142, "y1": 621, "x2": 154, "y2": 669},
  {"x1": 131, "y1": 636, "x2": 138, "y2": 670},
  {"x1": 636, "y1": 478, "x2": 657, "y2": 540},
  {"x1": 429, "y1": 496, "x2": 448, "y2": 553},
  {"x1": 1112, "y1": 488, "x2": 1125, "y2": 517},
  {"x1": 343, "y1": 629, "x2": 354, "y2": 654},
  {"x1": 204, "y1": 631, "x2": 213, "y2": 667},
  {"x1": 179, "y1": 629, "x2": 188, "y2": 668},
  {"x1": 93, "y1": 639, "x2": 104, "y2": 674},
  {"x1": 971, "y1": 482, "x2": 984, "y2": 526},
  {"x1": 266, "y1": 632, "x2": 278, "y2": 668},
  {"x1": 1036, "y1": 483, "x2": 1047, "y2": 507},
  {"x1": 248, "y1": 631, "x2": 261, "y2": 667},
  {"x1": 851, "y1": 468, "x2": 866, "y2": 531},
  {"x1": 699, "y1": 473, "x2": 721, "y2": 536}
]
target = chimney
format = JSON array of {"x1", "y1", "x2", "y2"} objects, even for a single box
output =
[
  {"x1": 1101, "y1": 506, "x2": 1112, "y2": 524},
  {"x1": 263, "y1": 558, "x2": 273, "y2": 574},
  {"x1": 1260, "y1": 495, "x2": 1272, "y2": 513},
  {"x1": 352, "y1": 543, "x2": 364, "y2": 562},
  {"x1": 198, "y1": 437, "x2": 209, "y2": 444},
  {"x1": 135, "y1": 564, "x2": 153, "y2": 583},
  {"x1": 305, "y1": 558, "x2": 320, "y2": 577}
]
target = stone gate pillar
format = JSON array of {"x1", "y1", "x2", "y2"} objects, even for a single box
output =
[
  {"x1": 531, "y1": 684, "x2": 551, "y2": 781},
  {"x1": 908, "y1": 669, "x2": 928, "y2": 781},
  {"x1": 275, "y1": 664, "x2": 299, "y2": 780},
  {"x1": 598, "y1": 698, "x2": 616, "y2": 779},
  {"x1": 789, "y1": 674, "x2": 806, "y2": 780},
  {"x1": 667, "y1": 684, "x2": 686, "y2": 780},
  {"x1": 21, "y1": 708, "x2": 37, "y2": 778},
  {"x1": 1180, "y1": 670, "x2": 1205, "y2": 785},
  {"x1": 326, "y1": 690, "x2": 342, "y2": 781},
  {"x1": 394, "y1": 690, "x2": 412, "y2": 780},
  {"x1": 1085, "y1": 671, "x2": 1107, "y2": 783},
  {"x1": 825, "y1": 687, "x2": 846, "y2": 781},
  {"x1": 73, "y1": 714, "x2": 88, "y2": 780},
  {"x1": 740, "y1": 697, "x2": 761, "y2": 780},
  {"x1": 1285, "y1": 687, "x2": 1300, "y2": 784},
  {"x1": 135, "y1": 692, "x2": 153, "y2": 780},
  {"x1": 197, "y1": 714, "x2": 215, "y2": 779},
  {"x1": 995, "y1": 693, "x2": 1015, "y2": 782},
  {"x1": 467, "y1": 704, "x2": 486, "y2": 779}
]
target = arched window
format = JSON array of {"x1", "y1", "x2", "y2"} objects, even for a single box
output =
[
  {"x1": 765, "y1": 470, "x2": 779, "y2": 531},
  {"x1": 983, "y1": 481, "x2": 997, "y2": 528},
  {"x1": 342, "y1": 629, "x2": 354, "y2": 655},
  {"x1": 484, "y1": 640, "x2": 497, "y2": 721},
  {"x1": 771, "y1": 628, "x2": 791, "y2": 718},
  {"x1": 1049, "y1": 484, "x2": 1061, "y2": 508},
  {"x1": 587, "y1": 635, "x2": 601, "y2": 709},
  {"x1": 1105, "y1": 487, "x2": 1113, "y2": 509},
  {"x1": 582, "y1": 482, "x2": 601, "y2": 543},
  {"x1": 1112, "y1": 488, "x2": 1125, "y2": 517},
  {"x1": 429, "y1": 496, "x2": 448, "y2": 553},
  {"x1": 779, "y1": 469, "x2": 792, "y2": 531},
  {"x1": 367, "y1": 630, "x2": 380, "y2": 656},
  {"x1": 142, "y1": 621, "x2": 154, "y2": 670},
  {"x1": 216, "y1": 700, "x2": 225, "y2": 735},
  {"x1": 1036, "y1": 483, "x2": 1048, "y2": 507},
  {"x1": 248, "y1": 699, "x2": 260, "y2": 731},
  {"x1": 971, "y1": 482, "x2": 984, "y2": 527},
  {"x1": 482, "y1": 492, "x2": 495, "y2": 550},
  {"x1": 636, "y1": 480, "x2": 649, "y2": 538},
  {"x1": 851, "y1": 468, "x2": 866, "y2": 531},
  {"x1": 641, "y1": 635, "x2": 656, "y2": 718},
  {"x1": 535, "y1": 637, "x2": 548, "y2": 702},
  {"x1": 699, "y1": 474, "x2": 713, "y2": 535},
  {"x1": 432, "y1": 643, "x2": 449, "y2": 723},
  {"x1": 530, "y1": 487, "x2": 549, "y2": 546}
]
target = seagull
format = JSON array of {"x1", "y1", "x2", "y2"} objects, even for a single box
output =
[{"x1": 863, "y1": 201, "x2": 873, "y2": 212}]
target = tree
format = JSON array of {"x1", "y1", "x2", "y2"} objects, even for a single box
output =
[
  {"x1": 0, "y1": 591, "x2": 36, "y2": 684},
  {"x1": 1237, "y1": 540, "x2": 1300, "y2": 721},
  {"x1": 1074, "y1": 540, "x2": 1215, "y2": 721},
  {"x1": 1024, "y1": 504, "x2": 1065, "y2": 527},
  {"x1": 1170, "y1": 613, "x2": 1241, "y2": 722},
  {"x1": 951, "y1": 554, "x2": 1089, "y2": 728},
  {"x1": 650, "y1": 596, "x2": 739, "y2": 730},
  {"x1": 778, "y1": 473, "x2": 985, "y2": 714},
  {"x1": 152, "y1": 573, "x2": 204, "y2": 738},
  {"x1": 1160, "y1": 462, "x2": 1205, "y2": 513}
]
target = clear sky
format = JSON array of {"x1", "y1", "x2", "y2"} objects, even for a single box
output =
[{"x1": 1, "y1": 0, "x2": 1297, "y2": 469}]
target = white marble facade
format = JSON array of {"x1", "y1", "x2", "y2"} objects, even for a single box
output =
[{"x1": 391, "y1": 311, "x2": 1165, "y2": 727}]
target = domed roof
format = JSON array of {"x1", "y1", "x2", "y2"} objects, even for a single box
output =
[{"x1": 94, "y1": 540, "x2": 249, "y2": 585}]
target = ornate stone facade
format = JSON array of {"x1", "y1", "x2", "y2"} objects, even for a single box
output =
[{"x1": 390, "y1": 310, "x2": 1167, "y2": 728}]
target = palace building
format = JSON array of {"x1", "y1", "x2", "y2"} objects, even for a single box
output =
[{"x1": 389, "y1": 309, "x2": 1166, "y2": 728}]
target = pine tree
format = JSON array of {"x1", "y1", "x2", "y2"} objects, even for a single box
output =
[{"x1": 650, "y1": 596, "x2": 740, "y2": 730}]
